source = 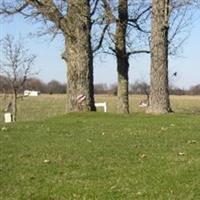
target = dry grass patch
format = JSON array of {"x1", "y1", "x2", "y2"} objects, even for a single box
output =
[{"x1": 0, "y1": 94, "x2": 200, "y2": 123}]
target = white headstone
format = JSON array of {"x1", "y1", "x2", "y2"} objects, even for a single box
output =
[{"x1": 4, "y1": 112, "x2": 12, "y2": 123}]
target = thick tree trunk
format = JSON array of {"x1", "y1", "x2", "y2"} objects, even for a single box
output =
[
  {"x1": 63, "y1": 0, "x2": 96, "y2": 112},
  {"x1": 147, "y1": 0, "x2": 172, "y2": 114},
  {"x1": 116, "y1": 0, "x2": 129, "y2": 114}
]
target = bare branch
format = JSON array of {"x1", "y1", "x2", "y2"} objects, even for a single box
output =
[
  {"x1": 102, "y1": 0, "x2": 116, "y2": 23},
  {"x1": 127, "y1": 50, "x2": 150, "y2": 56},
  {"x1": 128, "y1": 22, "x2": 150, "y2": 33},
  {"x1": 0, "y1": 0, "x2": 68, "y2": 35},
  {"x1": 93, "y1": 24, "x2": 109, "y2": 53},
  {"x1": 0, "y1": 35, "x2": 37, "y2": 92},
  {"x1": 0, "y1": 2, "x2": 29, "y2": 15},
  {"x1": 25, "y1": 0, "x2": 66, "y2": 31},
  {"x1": 128, "y1": 5, "x2": 151, "y2": 33},
  {"x1": 129, "y1": 6, "x2": 152, "y2": 23},
  {"x1": 90, "y1": 0, "x2": 100, "y2": 16}
]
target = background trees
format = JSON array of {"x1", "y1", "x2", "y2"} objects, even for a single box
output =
[{"x1": 47, "y1": 80, "x2": 66, "y2": 94}]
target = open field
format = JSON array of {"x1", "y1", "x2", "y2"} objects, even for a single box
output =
[
  {"x1": 0, "y1": 94, "x2": 200, "y2": 122},
  {"x1": 0, "y1": 94, "x2": 200, "y2": 199}
]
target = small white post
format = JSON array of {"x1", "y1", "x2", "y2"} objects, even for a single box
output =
[
  {"x1": 4, "y1": 112, "x2": 12, "y2": 123},
  {"x1": 95, "y1": 102, "x2": 107, "y2": 112},
  {"x1": 104, "y1": 102, "x2": 107, "y2": 112}
]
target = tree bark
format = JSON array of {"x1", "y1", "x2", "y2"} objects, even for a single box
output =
[
  {"x1": 147, "y1": 0, "x2": 172, "y2": 114},
  {"x1": 116, "y1": 0, "x2": 129, "y2": 114},
  {"x1": 12, "y1": 89, "x2": 17, "y2": 122},
  {"x1": 63, "y1": 0, "x2": 96, "y2": 112}
]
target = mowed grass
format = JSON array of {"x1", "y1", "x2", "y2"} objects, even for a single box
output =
[
  {"x1": 0, "y1": 113, "x2": 200, "y2": 199},
  {"x1": 0, "y1": 95, "x2": 200, "y2": 199},
  {"x1": 1, "y1": 94, "x2": 200, "y2": 122}
]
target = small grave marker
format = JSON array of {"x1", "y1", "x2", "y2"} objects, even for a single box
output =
[{"x1": 4, "y1": 112, "x2": 12, "y2": 123}]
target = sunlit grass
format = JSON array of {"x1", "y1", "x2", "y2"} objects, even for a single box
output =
[
  {"x1": 0, "y1": 94, "x2": 200, "y2": 199},
  {"x1": 1, "y1": 94, "x2": 200, "y2": 123},
  {"x1": 0, "y1": 113, "x2": 200, "y2": 199}
]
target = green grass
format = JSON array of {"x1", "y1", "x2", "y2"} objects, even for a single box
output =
[
  {"x1": 1, "y1": 113, "x2": 200, "y2": 199},
  {"x1": 1, "y1": 94, "x2": 200, "y2": 122}
]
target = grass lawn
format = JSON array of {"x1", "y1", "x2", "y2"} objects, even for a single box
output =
[
  {"x1": 1, "y1": 94, "x2": 200, "y2": 122},
  {"x1": 1, "y1": 112, "x2": 200, "y2": 199}
]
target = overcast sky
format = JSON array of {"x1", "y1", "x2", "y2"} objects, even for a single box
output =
[{"x1": 1, "y1": 14, "x2": 200, "y2": 89}]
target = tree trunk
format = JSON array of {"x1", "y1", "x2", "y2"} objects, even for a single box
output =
[
  {"x1": 116, "y1": 0, "x2": 129, "y2": 114},
  {"x1": 147, "y1": 0, "x2": 172, "y2": 114},
  {"x1": 12, "y1": 89, "x2": 17, "y2": 122},
  {"x1": 63, "y1": 0, "x2": 96, "y2": 112}
]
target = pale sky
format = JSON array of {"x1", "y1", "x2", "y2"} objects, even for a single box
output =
[{"x1": 1, "y1": 14, "x2": 200, "y2": 89}]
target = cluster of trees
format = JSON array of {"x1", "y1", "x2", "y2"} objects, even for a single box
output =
[
  {"x1": 0, "y1": 75, "x2": 66, "y2": 94},
  {"x1": 1, "y1": 74, "x2": 199, "y2": 96},
  {"x1": 187, "y1": 84, "x2": 200, "y2": 95},
  {"x1": 94, "y1": 82, "x2": 200, "y2": 95},
  {"x1": 0, "y1": 0, "x2": 199, "y2": 115}
]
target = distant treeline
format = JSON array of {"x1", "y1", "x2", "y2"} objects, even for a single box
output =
[
  {"x1": 94, "y1": 82, "x2": 200, "y2": 96},
  {"x1": 1, "y1": 75, "x2": 200, "y2": 95},
  {"x1": 0, "y1": 75, "x2": 66, "y2": 94}
]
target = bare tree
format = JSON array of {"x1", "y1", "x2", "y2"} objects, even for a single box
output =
[
  {"x1": 147, "y1": 0, "x2": 199, "y2": 114},
  {"x1": 147, "y1": 0, "x2": 172, "y2": 114},
  {"x1": 0, "y1": 0, "x2": 97, "y2": 112},
  {"x1": 102, "y1": 0, "x2": 150, "y2": 114},
  {"x1": 63, "y1": 0, "x2": 96, "y2": 111},
  {"x1": 113, "y1": 0, "x2": 129, "y2": 113},
  {"x1": 0, "y1": 35, "x2": 36, "y2": 121}
]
